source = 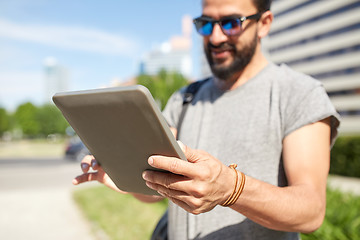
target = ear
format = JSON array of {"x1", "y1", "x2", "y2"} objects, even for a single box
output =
[{"x1": 257, "y1": 11, "x2": 273, "y2": 39}]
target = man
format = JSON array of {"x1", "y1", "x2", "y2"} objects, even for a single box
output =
[{"x1": 74, "y1": 0, "x2": 340, "y2": 239}]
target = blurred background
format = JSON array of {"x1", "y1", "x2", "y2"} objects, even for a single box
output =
[{"x1": 0, "y1": 0, "x2": 359, "y2": 240}]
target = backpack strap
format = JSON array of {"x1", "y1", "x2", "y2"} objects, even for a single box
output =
[{"x1": 176, "y1": 77, "x2": 211, "y2": 140}]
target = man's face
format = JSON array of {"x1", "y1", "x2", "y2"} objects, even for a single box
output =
[{"x1": 202, "y1": 0, "x2": 259, "y2": 81}]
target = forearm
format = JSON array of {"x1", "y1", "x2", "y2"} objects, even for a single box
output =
[{"x1": 231, "y1": 175, "x2": 326, "y2": 233}]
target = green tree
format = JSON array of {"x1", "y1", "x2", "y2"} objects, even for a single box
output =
[
  {"x1": 14, "y1": 102, "x2": 40, "y2": 137},
  {"x1": 0, "y1": 107, "x2": 10, "y2": 136},
  {"x1": 137, "y1": 69, "x2": 189, "y2": 110},
  {"x1": 36, "y1": 104, "x2": 68, "y2": 136}
]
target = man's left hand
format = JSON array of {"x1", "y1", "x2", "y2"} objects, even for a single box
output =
[{"x1": 142, "y1": 142, "x2": 234, "y2": 214}]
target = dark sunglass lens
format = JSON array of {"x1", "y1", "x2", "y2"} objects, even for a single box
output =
[
  {"x1": 195, "y1": 20, "x2": 213, "y2": 36},
  {"x1": 221, "y1": 18, "x2": 241, "y2": 35}
]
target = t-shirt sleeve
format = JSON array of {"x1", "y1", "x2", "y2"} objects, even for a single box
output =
[{"x1": 284, "y1": 82, "x2": 341, "y2": 146}]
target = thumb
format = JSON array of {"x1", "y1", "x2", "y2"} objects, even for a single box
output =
[{"x1": 177, "y1": 141, "x2": 199, "y2": 163}]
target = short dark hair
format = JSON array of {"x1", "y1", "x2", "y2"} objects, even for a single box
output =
[{"x1": 252, "y1": 0, "x2": 272, "y2": 13}]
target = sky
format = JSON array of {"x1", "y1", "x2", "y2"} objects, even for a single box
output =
[{"x1": 0, "y1": 0, "x2": 203, "y2": 111}]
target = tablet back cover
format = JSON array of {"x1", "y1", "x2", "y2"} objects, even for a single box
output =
[{"x1": 53, "y1": 85, "x2": 186, "y2": 195}]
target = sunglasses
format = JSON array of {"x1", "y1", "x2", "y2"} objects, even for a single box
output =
[{"x1": 193, "y1": 13, "x2": 261, "y2": 36}]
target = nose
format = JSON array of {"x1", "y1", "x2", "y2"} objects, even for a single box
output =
[{"x1": 209, "y1": 23, "x2": 228, "y2": 45}]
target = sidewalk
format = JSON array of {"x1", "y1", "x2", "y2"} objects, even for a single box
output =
[
  {"x1": 327, "y1": 175, "x2": 360, "y2": 196},
  {"x1": 0, "y1": 157, "x2": 105, "y2": 240}
]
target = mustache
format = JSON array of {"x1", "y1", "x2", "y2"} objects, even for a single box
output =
[{"x1": 207, "y1": 42, "x2": 236, "y2": 51}]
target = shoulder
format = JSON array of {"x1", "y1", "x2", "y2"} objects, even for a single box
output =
[
  {"x1": 173, "y1": 77, "x2": 213, "y2": 104},
  {"x1": 162, "y1": 78, "x2": 212, "y2": 128},
  {"x1": 270, "y1": 63, "x2": 323, "y2": 91},
  {"x1": 266, "y1": 63, "x2": 327, "y2": 107},
  {"x1": 269, "y1": 64, "x2": 340, "y2": 140}
]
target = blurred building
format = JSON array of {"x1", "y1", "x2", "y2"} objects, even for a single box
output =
[
  {"x1": 44, "y1": 57, "x2": 69, "y2": 103},
  {"x1": 263, "y1": 0, "x2": 360, "y2": 135},
  {"x1": 139, "y1": 15, "x2": 193, "y2": 78},
  {"x1": 198, "y1": 38, "x2": 212, "y2": 79}
]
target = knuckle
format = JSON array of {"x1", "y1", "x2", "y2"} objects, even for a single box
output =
[
  {"x1": 191, "y1": 209, "x2": 201, "y2": 215},
  {"x1": 160, "y1": 187, "x2": 170, "y2": 196},
  {"x1": 191, "y1": 198, "x2": 203, "y2": 209},
  {"x1": 164, "y1": 175, "x2": 172, "y2": 188},
  {"x1": 199, "y1": 168, "x2": 211, "y2": 180},
  {"x1": 87, "y1": 172, "x2": 97, "y2": 182},
  {"x1": 169, "y1": 159, "x2": 179, "y2": 173},
  {"x1": 191, "y1": 184, "x2": 207, "y2": 198}
]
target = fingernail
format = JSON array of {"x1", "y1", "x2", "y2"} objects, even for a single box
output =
[
  {"x1": 81, "y1": 163, "x2": 88, "y2": 169},
  {"x1": 145, "y1": 181, "x2": 153, "y2": 189},
  {"x1": 91, "y1": 160, "x2": 96, "y2": 168},
  {"x1": 148, "y1": 157, "x2": 154, "y2": 166},
  {"x1": 142, "y1": 172, "x2": 148, "y2": 180}
]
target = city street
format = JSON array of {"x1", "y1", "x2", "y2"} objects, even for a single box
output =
[{"x1": 0, "y1": 157, "x2": 98, "y2": 240}]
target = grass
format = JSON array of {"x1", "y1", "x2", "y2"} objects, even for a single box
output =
[
  {"x1": 74, "y1": 186, "x2": 360, "y2": 240},
  {"x1": 73, "y1": 186, "x2": 168, "y2": 240}
]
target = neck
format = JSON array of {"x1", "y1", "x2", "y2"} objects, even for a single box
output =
[{"x1": 214, "y1": 46, "x2": 268, "y2": 91}]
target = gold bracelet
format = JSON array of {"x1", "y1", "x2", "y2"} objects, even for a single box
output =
[
  {"x1": 221, "y1": 164, "x2": 238, "y2": 206},
  {"x1": 228, "y1": 171, "x2": 245, "y2": 206},
  {"x1": 221, "y1": 164, "x2": 246, "y2": 207}
]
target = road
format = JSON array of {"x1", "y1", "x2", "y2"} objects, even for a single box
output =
[{"x1": 0, "y1": 157, "x2": 99, "y2": 240}]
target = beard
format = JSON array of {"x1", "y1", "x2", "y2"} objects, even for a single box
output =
[{"x1": 204, "y1": 32, "x2": 257, "y2": 81}]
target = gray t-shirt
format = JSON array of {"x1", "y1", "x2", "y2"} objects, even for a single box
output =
[{"x1": 162, "y1": 63, "x2": 340, "y2": 240}]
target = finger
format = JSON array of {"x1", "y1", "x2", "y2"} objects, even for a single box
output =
[
  {"x1": 165, "y1": 193, "x2": 205, "y2": 215},
  {"x1": 148, "y1": 156, "x2": 199, "y2": 178},
  {"x1": 142, "y1": 171, "x2": 192, "y2": 193},
  {"x1": 170, "y1": 127, "x2": 177, "y2": 138},
  {"x1": 145, "y1": 181, "x2": 188, "y2": 199},
  {"x1": 73, "y1": 172, "x2": 99, "y2": 185},
  {"x1": 182, "y1": 144, "x2": 202, "y2": 164},
  {"x1": 146, "y1": 182, "x2": 199, "y2": 214},
  {"x1": 176, "y1": 142, "x2": 203, "y2": 164},
  {"x1": 168, "y1": 197, "x2": 194, "y2": 214},
  {"x1": 91, "y1": 158, "x2": 100, "y2": 170},
  {"x1": 80, "y1": 155, "x2": 95, "y2": 173}
]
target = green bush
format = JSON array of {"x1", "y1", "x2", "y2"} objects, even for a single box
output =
[{"x1": 330, "y1": 136, "x2": 360, "y2": 178}]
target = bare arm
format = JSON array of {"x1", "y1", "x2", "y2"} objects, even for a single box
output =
[
  {"x1": 142, "y1": 118, "x2": 332, "y2": 233},
  {"x1": 231, "y1": 118, "x2": 331, "y2": 232}
]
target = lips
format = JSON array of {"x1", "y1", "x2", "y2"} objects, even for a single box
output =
[
  {"x1": 210, "y1": 47, "x2": 234, "y2": 61},
  {"x1": 208, "y1": 42, "x2": 235, "y2": 59},
  {"x1": 211, "y1": 49, "x2": 231, "y2": 58}
]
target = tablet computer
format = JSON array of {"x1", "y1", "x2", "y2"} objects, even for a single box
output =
[{"x1": 53, "y1": 85, "x2": 187, "y2": 195}]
